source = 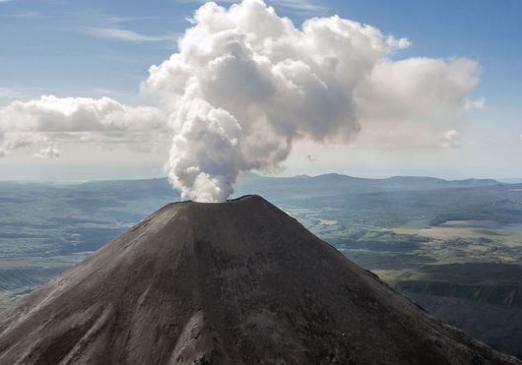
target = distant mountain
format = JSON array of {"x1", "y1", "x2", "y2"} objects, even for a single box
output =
[
  {"x1": 235, "y1": 172, "x2": 501, "y2": 193},
  {"x1": 0, "y1": 196, "x2": 518, "y2": 364},
  {"x1": 499, "y1": 179, "x2": 522, "y2": 184},
  {"x1": 71, "y1": 173, "x2": 501, "y2": 201},
  {"x1": 232, "y1": 174, "x2": 503, "y2": 208}
]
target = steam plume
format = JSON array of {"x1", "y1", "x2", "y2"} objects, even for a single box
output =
[
  {"x1": 0, "y1": 0, "x2": 481, "y2": 201},
  {"x1": 143, "y1": 0, "x2": 479, "y2": 202}
]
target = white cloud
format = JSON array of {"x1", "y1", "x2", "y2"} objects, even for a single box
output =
[
  {"x1": 80, "y1": 27, "x2": 178, "y2": 43},
  {"x1": 443, "y1": 129, "x2": 462, "y2": 149},
  {"x1": 385, "y1": 35, "x2": 411, "y2": 51},
  {"x1": 0, "y1": 95, "x2": 168, "y2": 156},
  {"x1": 0, "y1": 95, "x2": 165, "y2": 131},
  {"x1": 104, "y1": 15, "x2": 158, "y2": 24},
  {"x1": 355, "y1": 57, "x2": 479, "y2": 148},
  {"x1": 1, "y1": 0, "x2": 482, "y2": 202},
  {"x1": 142, "y1": 0, "x2": 480, "y2": 201}
]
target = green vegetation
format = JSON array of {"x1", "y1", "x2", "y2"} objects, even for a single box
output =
[{"x1": 0, "y1": 174, "x2": 521, "y2": 356}]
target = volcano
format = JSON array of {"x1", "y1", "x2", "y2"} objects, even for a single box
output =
[{"x1": 0, "y1": 195, "x2": 519, "y2": 365}]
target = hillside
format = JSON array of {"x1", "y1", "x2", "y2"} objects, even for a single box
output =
[{"x1": 0, "y1": 196, "x2": 519, "y2": 364}]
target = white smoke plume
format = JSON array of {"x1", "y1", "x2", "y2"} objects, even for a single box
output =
[
  {"x1": 143, "y1": 0, "x2": 479, "y2": 201},
  {"x1": 0, "y1": 0, "x2": 481, "y2": 202}
]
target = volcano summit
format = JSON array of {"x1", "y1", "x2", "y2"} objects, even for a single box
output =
[{"x1": 0, "y1": 196, "x2": 519, "y2": 364}]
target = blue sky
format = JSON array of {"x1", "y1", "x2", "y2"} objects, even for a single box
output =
[
  {"x1": 2, "y1": 0, "x2": 521, "y2": 104},
  {"x1": 0, "y1": 0, "x2": 520, "y2": 181}
]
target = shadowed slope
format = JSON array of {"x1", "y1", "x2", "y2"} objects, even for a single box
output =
[{"x1": 0, "y1": 195, "x2": 519, "y2": 365}]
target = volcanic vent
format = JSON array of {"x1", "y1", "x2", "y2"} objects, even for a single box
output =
[{"x1": 0, "y1": 196, "x2": 519, "y2": 365}]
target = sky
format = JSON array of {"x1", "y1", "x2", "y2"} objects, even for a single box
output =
[{"x1": 0, "y1": 0, "x2": 521, "y2": 185}]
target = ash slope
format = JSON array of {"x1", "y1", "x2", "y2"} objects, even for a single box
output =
[{"x1": 0, "y1": 196, "x2": 519, "y2": 365}]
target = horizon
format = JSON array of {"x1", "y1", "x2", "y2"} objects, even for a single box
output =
[{"x1": 0, "y1": 171, "x2": 518, "y2": 185}]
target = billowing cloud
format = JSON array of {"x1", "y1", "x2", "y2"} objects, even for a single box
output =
[
  {"x1": 354, "y1": 57, "x2": 478, "y2": 148},
  {"x1": 142, "y1": 0, "x2": 479, "y2": 201},
  {"x1": 0, "y1": 95, "x2": 166, "y2": 131},
  {"x1": 0, "y1": 0, "x2": 481, "y2": 202},
  {"x1": 0, "y1": 95, "x2": 167, "y2": 156}
]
